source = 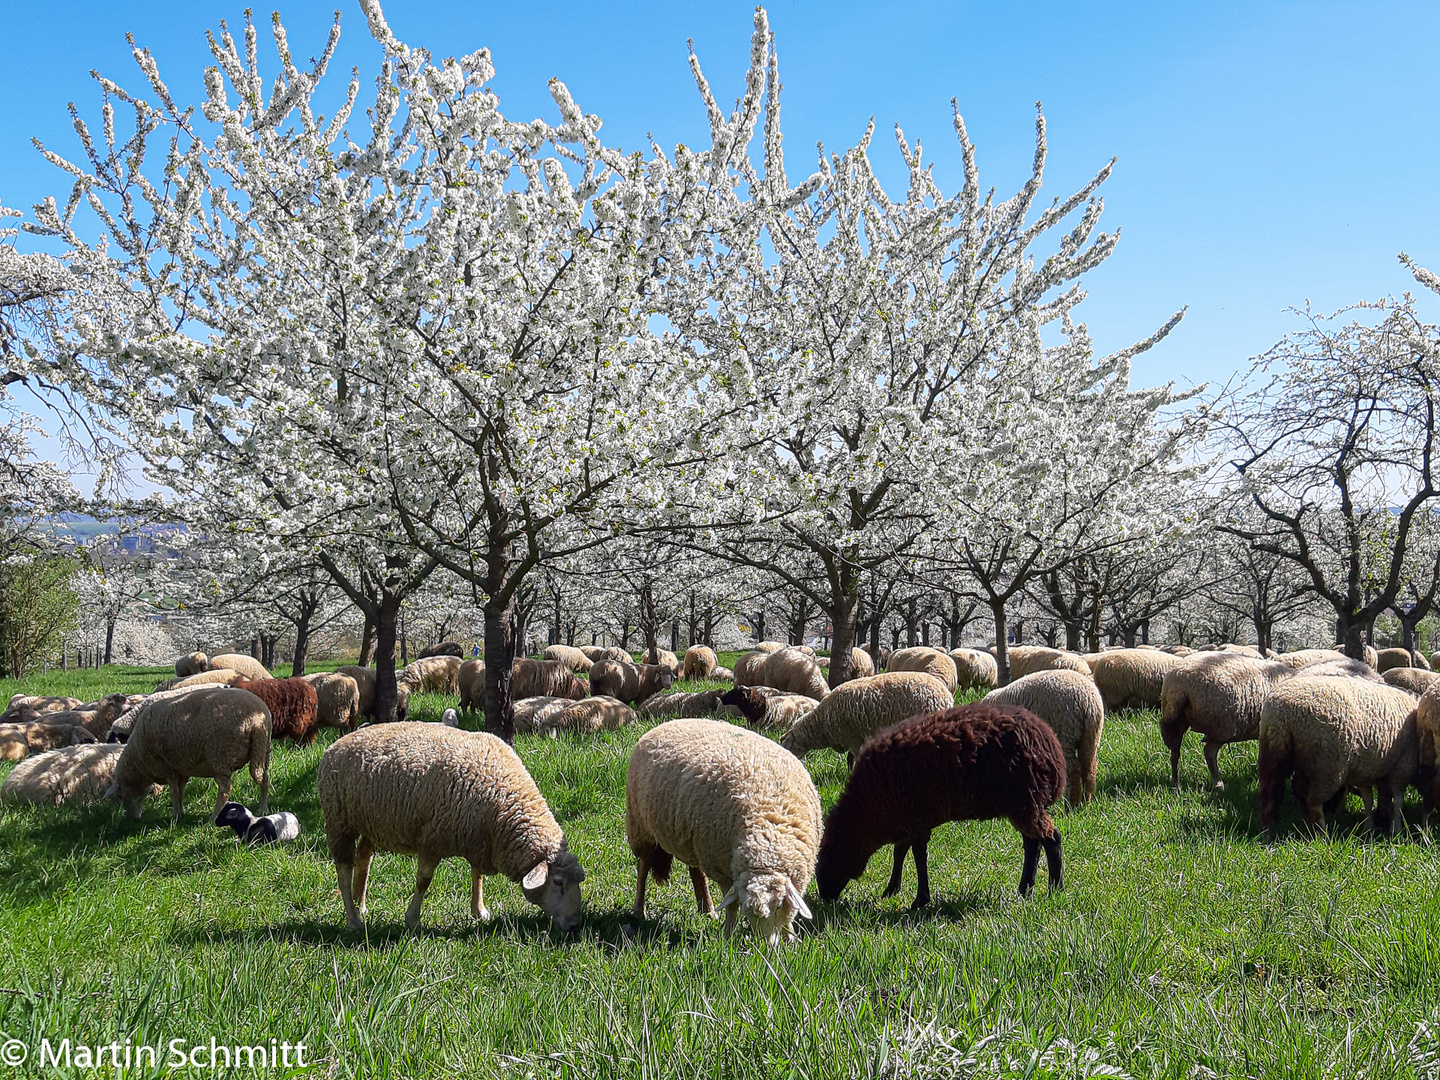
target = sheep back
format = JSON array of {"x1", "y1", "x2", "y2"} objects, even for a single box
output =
[
  {"x1": 640, "y1": 689, "x2": 728, "y2": 720},
  {"x1": 588, "y1": 659, "x2": 673, "y2": 705},
  {"x1": 886, "y1": 647, "x2": 958, "y2": 693},
  {"x1": 949, "y1": 648, "x2": 998, "y2": 692},
  {"x1": 511, "y1": 658, "x2": 588, "y2": 701},
  {"x1": 513, "y1": 696, "x2": 576, "y2": 734},
  {"x1": 1385, "y1": 667, "x2": 1440, "y2": 696},
  {"x1": 544, "y1": 644, "x2": 594, "y2": 673},
  {"x1": 750, "y1": 647, "x2": 830, "y2": 701},
  {"x1": 985, "y1": 670, "x2": 1105, "y2": 804},
  {"x1": 1, "y1": 743, "x2": 142, "y2": 807},
  {"x1": 683, "y1": 645, "x2": 719, "y2": 680},
  {"x1": 208, "y1": 653, "x2": 273, "y2": 681},
  {"x1": 1376, "y1": 647, "x2": 1426, "y2": 673},
  {"x1": 303, "y1": 672, "x2": 362, "y2": 730},
  {"x1": 458, "y1": 659, "x2": 487, "y2": 711},
  {"x1": 0, "y1": 722, "x2": 96, "y2": 761},
  {"x1": 1005, "y1": 646, "x2": 1092, "y2": 680},
  {"x1": 781, "y1": 672, "x2": 953, "y2": 758},
  {"x1": 535, "y1": 696, "x2": 636, "y2": 736},
  {"x1": 399, "y1": 655, "x2": 462, "y2": 695},
  {"x1": 1089, "y1": 648, "x2": 1186, "y2": 711}
]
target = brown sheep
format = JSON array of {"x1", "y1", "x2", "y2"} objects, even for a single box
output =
[
  {"x1": 589, "y1": 659, "x2": 674, "y2": 706},
  {"x1": 234, "y1": 677, "x2": 322, "y2": 746}
]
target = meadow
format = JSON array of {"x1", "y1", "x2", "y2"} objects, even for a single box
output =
[{"x1": 2, "y1": 660, "x2": 1439, "y2": 1079}]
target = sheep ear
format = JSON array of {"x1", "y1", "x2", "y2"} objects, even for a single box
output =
[
  {"x1": 523, "y1": 862, "x2": 549, "y2": 890},
  {"x1": 717, "y1": 883, "x2": 740, "y2": 910},
  {"x1": 786, "y1": 880, "x2": 812, "y2": 920}
]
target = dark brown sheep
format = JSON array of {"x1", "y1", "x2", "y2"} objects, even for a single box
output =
[
  {"x1": 511, "y1": 659, "x2": 588, "y2": 701},
  {"x1": 815, "y1": 702, "x2": 1066, "y2": 909},
  {"x1": 418, "y1": 641, "x2": 464, "y2": 659},
  {"x1": 234, "y1": 677, "x2": 322, "y2": 746}
]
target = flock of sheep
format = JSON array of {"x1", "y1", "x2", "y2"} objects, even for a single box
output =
[{"x1": 1, "y1": 635, "x2": 1436, "y2": 943}]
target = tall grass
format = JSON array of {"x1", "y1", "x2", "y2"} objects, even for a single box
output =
[{"x1": 0, "y1": 663, "x2": 1437, "y2": 1077}]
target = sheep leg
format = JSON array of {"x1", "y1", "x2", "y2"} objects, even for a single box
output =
[
  {"x1": 1065, "y1": 758, "x2": 1083, "y2": 808},
  {"x1": 689, "y1": 866, "x2": 715, "y2": 916},
  {"x1": 1203, "y1": 741, "x2": 1224, "y2": 792},
  {"x1": 335, "y1": 863, "x2": 363, "y2": 931},
  {"x1": 353, "y1": 840, "x2": 374, "y2": 916},
  {"x1": 1043, "y1": 829, "x2": 1063, "y2": 891},
  {"x1": 909, "y1": 835, "x2": 931, "y2": 910},
  {"x1": 1168, "y1": 741, "x2": 1183, "y2": 789},
  {"x1": 882, "y1": 843, "x2": 909, "y2": 898},
  {"x1": 404, "y1": 855, "x2": 439, "y2": 930},
  {"x1": 1019, "y1": 836, "x2": 1041, "y2": 898},
  {"x1": 211, "y1": 774, "x2": 232, "y2": 823},
  {"x1": 632, "y1": 853, "x2": 650, "y2": 921},
  {"x1": 169, "y1": 777, "x2": 187, "y2": 823},
  {"x1": 470, "y1": 868, "x2": 489, "y2": 921}
]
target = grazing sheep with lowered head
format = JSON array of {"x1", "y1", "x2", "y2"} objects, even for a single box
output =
[
  {"x1": 815, "y1": 702, "x2": 1065, "y2": 908},
  {"x1": 780, "y1": 672, "x2": 955, "y2": 760},
  {"x1": 302, "y1": 672, "x2": 362, "y2": 731},
  {"x1": 1385, "y1": 667, "x2": 1440, "y2": 696},
  {"x1": 949, "y1": 648, "x2": 998, "y2": 693},
  {"x1": 1159, "y1": 652, "x2": 1297, "y2": 789},
  {"x1": 318, "y1": 723, "x2": 586, "y2": 931},
  {"x1": 589, "y1": 659, "x2": 673, "y2": 706},
  {"x1": 109, "y1": 686, "x2": 273, "y2": 822},
  {"x1": 735, "y1": 647, "x2": 830, "y2": 701},
  {"x1": 1001, "y1": 646, "x2": 1092, "y2": 680},
  {"x1": 719, "y1": 687, "x2": 818, "y2": 731},
  {"x1": 1088, "y1": 648, "x2": 1186, "y2": 712},
  {"x1": 626, "y1": 718, "x2": 822, "y2": 944},
  {"x1": 985, "y1": 670, "x2": 1105, "y2": 805},
  {"x1": 1258, "y1": 676, "x2": 1419, "y2": 837},
  {"x1": 544, "y1": 644, "x2": 594, "y2": 672},
  {"x1": 458, "y1": 659, "x2": 487, "y2": 712}
]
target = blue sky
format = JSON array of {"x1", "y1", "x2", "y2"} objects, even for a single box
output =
[{"x1": 4, "y1": 1, "x2": 1439, "y2": 426}]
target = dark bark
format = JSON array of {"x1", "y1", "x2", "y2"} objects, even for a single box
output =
[
  {"x1": 990, "y1": 600, "x2": 1011, "y2": 686},
  {"x1": 483, "y1": 603, "x2": 516, "y2": 743},
  {"x1": 373, "y1": 593, "x2": 403, "y2": 724},
  {"x1": 292, "y1": 603, "x2": 312, "y2": 677},
  {"x1": 103, "y1": 618, "x2": 115, "y2": 666},
  {"x1": 358, "y1": 610, "x2": 375, "y2": 666}
]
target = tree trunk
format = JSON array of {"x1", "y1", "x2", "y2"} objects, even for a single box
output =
[
  {"x1": 358, "y1": 610, "x2": 375, "y2": 667},
  {"x1": 827, "y1": 587, "x2": 859, "y2": 689},
  {"x1": 373, "y1": 595, "x2": 403, "y2": 723},
  {"x1": 292, "y1": 607, "x2": 313, "y2": 677},
  {"x1": 103, "y1": 618, "x2": 116, "y2": 665},
  {"x1": 1064, "y1": 622, "x2": 1082, "y2": 651},
  {"x1": 1338, "y1": 615, "x2": 1366, "y2": 662},
  {"x1": 483, "y1": 603, "x2": 516, "y2": 743},
  {"x1": 670, "y1": 618, "x2": 681, "y2": 653},
  {"x1": 250, "y1": 637, "x2": 259, "y2": 659},
  {"x1": 905, "y1": 600, "x2": 918, "y2": 647},
  {"x1": 991, "y1": 601, "x2": 1010, "y2": 686}
]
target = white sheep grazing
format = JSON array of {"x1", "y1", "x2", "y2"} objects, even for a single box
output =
[
  {"x1": 543, "y1": 644, "x2": 594, "y2": 672},
  {"x1": 985, "y1": 670, "x2": 1106, "y2": 805},
  {"x1": 949, "y1": 648, "x2": 999, "y2": 692},
  {"x1": 318, "y1": 723, "x2": 585, "y2": 931},
  {"x1": 1002, "y1": 646, "x2": 1092, "y2": 680},
  {"x1": 1258, "y1": 676, "x2": 1419, "y2": 837},
  {"x1": 207, "y1": 653, "x2": 273, "y2": 682},
  {"x1": 1088, "y1": 648, "x2": 1186, "y2": 712},
  {"x1": 215, "y1": 801, "x2": 302, "y2": 843},
  {"x1": 626, "y1": 719, "x2": 822, "y2": 945},
  {"x1": 886, "y1": 647, "x2": 959, "y2": 693},
  {"x1": 440, "y1": 708, "x2": 460, "y2": 727},
  {"x1": 735, "y1": 647, "x2": 830, "y2": 701},
  {"x1": 780, "y1": 672, "x2": 955, "y2": 760},
  {"x1": 532, "y1": 696, "x2": 636, "y2": 737},
  {"x1": 109, "y1": 686, "x2": 273, "y2": 822},
  {"x1": 399, "y1": 655, "x2": 462, "y2": 695},
  {"x1": 683, "y1": 645, "x2": 719, "y2": 680},
  {"x1": 639, "y1": 689, "x2": 729, "y2": 720}
]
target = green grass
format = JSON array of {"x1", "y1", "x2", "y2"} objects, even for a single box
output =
[{"x1": 2, "y1": 665, "x2": 1440, "y2": 1078}]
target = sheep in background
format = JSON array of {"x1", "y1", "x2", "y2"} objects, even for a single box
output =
[
  {"x1": 950, "y1": 648, "x2": 998, "y2": 693},
  {"x1": 155, "y1": 669, "x2": 246, "y2": 693},
  {"x1": 175, "y1": 651, "x2": 209, "y2": 678},
  {"x1": 599, "y1": 646, "x2": 633, "y2": 664},
  {"x1": 233, "y1": 677, "x2": 322, "y2": 746},
  {"x1": 719, "y1": 687, "x2": 819, "y2": 732},
  {"x1": 440, "y1": 708, "x2": 460, "y2": 727},
  {"x1": 1299, "y1": 658, "x2": 1385, "y2": 681},
  {"x1": 1376, "y1": 647, "x2": 1429, "y2": 674},
  {"x1": 417, "y1": 641, "x2": 464, "y2": 659},
  {"x1": 513, "y1": 696, "x2": 577, "y2": 734},
  {"x1": 512, "y1": 658, "x2": 588, "y2": 701},
  {"x1": 589, "y1": 659, "x2": 674, "y2": 706},
  {"x1": 640, "y1": 689, "x2": 729, "y2": 720},
  {"x1": 780, "y1": 673, "x2": 954, "y2": 760},
  {"x1": 0, "y1": 721, "x2": 96, "y2": 761},
  {"x1": 1273, "y1": 649, "x2": 1348, "y2": 670},
  {"x1": 207, "y1": 653, "x2": 273, "y2": 682},
  {"x1": 302, "y1": 672, "x2": 362, "y2": 731},
  {"x1": 886, "y1": 647, "x2": 958, "y2": 693},
  {"x1": 1258, "y1": 676, "x2": 1419, "y2": 837},
  {"x1": 579, "y1": 646, "x2": 609, "y2": 663},
  {"x1": 109, "y1": 686, "x2": 273, "y2": 822},
  {"x1": 334, "y1": 665, "x2": 410, "y2": 723},
  {"x1": 713, "y1": 666, "x2": 735, "y2": 683},
  {"x1": 533, "y1": 696, "x2": 636, "y2": 736},
  {"x1": 399, "y1": 655, "x2": 462, "y2": 696},
  {"x1": 861, "y1": 643, "x2": 893, "y2": 671},
  {"x1": 1088, "y1": 648, "x2": 1186, "y2": 712},
  {"x1": 683, "y1": 645, "x2": 719, "y2": 680},
  {"x1": 1, "y1": 696, "x2": 83, "y2": 724},
  {"x1": 544, "y1": 644, "x2": 595, "y2": 673},
  {"x1": 37, "y1": 694, "x2": 132, "y2": 739},
  {"x1": 640, "y1": 648, "x2": 683, "y2": 677},
  {"x1": 1002, "y1": 646, "x2": 1092, "y2": 680},
  {"x1": 1159, "y1": 652, "x2": 1298, "y2": 789},
  {"x1": 458, "y1": 659, "x2": 487, "y2": 713},
  {"x1": 2, "y1": 743, "x2": 158, "y2": 807},
  {"x1": 1385, "y1": 667, "x2": 1440, "y2": 696},
  {"x1": 825, "y1": 648, "x2": 876, "y2": 684},
  {"x1": 815, "y1": 703, "x2": 1065, "y2": 908},
  {"x1": 318, "y1": 723, "x2": 586, "y2": 931},
  {"x1": 985, "y1": 670, "x2": 1105, "y2": 805},
  {"x1": 735, "y1": 647, "x2": 830, "y2": 702},
  {"x1": 626, "y1": 719, "x2": 822, "y2": 945}
]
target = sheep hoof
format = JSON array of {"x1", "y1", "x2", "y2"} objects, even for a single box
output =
[
  {"x1": 345, "y1": 916, "x2": 364, "y2": 932},
  {"x1": 1212, "y1": 781, "x2": 1226, "y2": 793}
]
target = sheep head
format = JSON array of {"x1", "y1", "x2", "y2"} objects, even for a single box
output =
[
  {"x1": 718, "y1": 871, "x2": 812, "y2": 946},
  {"x1": 521, "y1": 848, "x2": 587, "y2": 931}
]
